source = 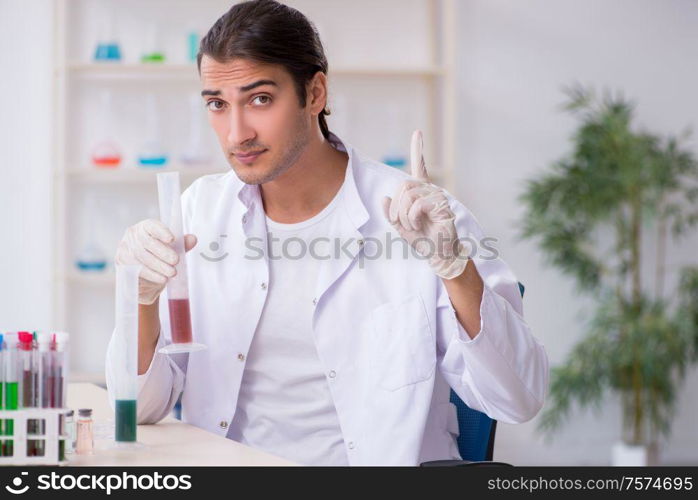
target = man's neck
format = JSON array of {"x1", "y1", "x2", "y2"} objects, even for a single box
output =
[{"x1": 260, "y1": 133, "x2": 348, "y2": 224}]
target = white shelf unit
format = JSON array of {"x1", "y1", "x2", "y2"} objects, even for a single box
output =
[
  {"x1": 68, "y1": 62, "x2": 447, "y2": 78},
  {"x1": 51, "y1": 0, "x2": 457, "y2": 382},
  {"x1": 59, "y1": 165, "x2": 225, "y2": 184}
]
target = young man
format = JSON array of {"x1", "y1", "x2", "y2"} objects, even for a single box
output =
[{"x1": 107, "y1": 0, "x2": 549, "y2": 466}]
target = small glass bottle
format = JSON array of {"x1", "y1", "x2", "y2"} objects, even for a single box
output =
[
  {"x1": 76, "y1": 408, "x2": 94, "y2": 455},
  {"x1": 65, "y1": 410, "x2": 76, "y2": 454}
]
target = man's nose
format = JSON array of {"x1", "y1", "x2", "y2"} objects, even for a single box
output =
[{"x1": 227, "y1": 109, "x2": 255, "y2": 146}]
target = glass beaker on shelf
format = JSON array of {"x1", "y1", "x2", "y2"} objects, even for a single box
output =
[
  {"x1": 75, "y1": 243, "x2": 107, "y2": 272},
  {"x1": 137, "y1": 94, "x2": 168, "y2": 168},
  {"x1": 141, "y1": 24, "x2": 165, "y2": 63},
  {"x1": 91, "y1": 90, "x2": 122, "y2": 168},
  {"x1": 75, "y1": 193, "x2": 107, "y2": 272},
  {"x1": 94, "y1": 15, "x2": 122, "y2": 62}
]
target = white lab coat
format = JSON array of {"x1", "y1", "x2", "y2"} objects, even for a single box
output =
[{"x1": 105, "y1": 134, "x2": 549, "y2": 466}]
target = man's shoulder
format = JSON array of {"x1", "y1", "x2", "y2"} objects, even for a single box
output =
[
  {"x1": 183, "y1": 169, "x2": 236, "y2": 198},
  {"x1": 353, "y1": 153, "x2": 413, "y2": 194}
]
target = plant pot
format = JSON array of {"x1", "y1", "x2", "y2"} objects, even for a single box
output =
[{"x1": 611, "y1": 441, "x2": 660, "y2": 466}]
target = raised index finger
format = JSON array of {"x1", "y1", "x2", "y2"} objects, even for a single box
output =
[{"x1": 410, "y1": 129, "x2": 430, "y2": 182}]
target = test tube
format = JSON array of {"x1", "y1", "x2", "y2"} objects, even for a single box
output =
[
  {"x1": 50, "y1": 332, "x2": 69, "y2": 408},
  {"x1": 113, "y1": 264, "x2": 139, "y2": 443},
  {"x1": 65, "y1": 409, "x2": 76, "y2": 454},
  {"x1": 156, "y1": 172, "x2": 206, "y2": 354},
  {"x1": 51, "y1": 332, "x2": 69, "y2": 460},
  {"x1": 2, "y1": 333, "x2": 19, "y2": 457},
  {"x1": 35, "y1": 332, "x2": 52, "y2": 457},
  {"x1": 18, "y1": 331, "x2": 38, "y2": 456}
]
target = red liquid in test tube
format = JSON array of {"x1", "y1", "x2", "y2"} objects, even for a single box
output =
[
  {"x1": 167, "y1": 298, "x2": 193, "y2": 344},
  {"x1": 157, "y1": 172, "x2": 206, "y2": 354}
]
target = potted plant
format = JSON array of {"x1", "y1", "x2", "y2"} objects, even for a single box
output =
[{"x1": 520, "y1": 86, "x2": 698, "y2": 465}]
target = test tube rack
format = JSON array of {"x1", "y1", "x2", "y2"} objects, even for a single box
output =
[{"x1": 0, "y1": 408, "x2": 71, "y2": 465}]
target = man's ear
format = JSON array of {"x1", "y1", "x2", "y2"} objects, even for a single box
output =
[{"x1": 307, "y1": 71, "x2": 328, "y2": 116}]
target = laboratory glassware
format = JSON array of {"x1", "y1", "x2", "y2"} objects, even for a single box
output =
[
  {"x1": 91, "y1": 90, "x2": 122, "y2": 168},
  {"x1": 76, "y1": 409, "x2": 93, "y2": 455},
  {"x1": 113, "y1": 264, "x2": 139, "y2": 443},
  {"x1": 157, "y1": 172, "x2": 206, "y2": 354},
  {"x1": 138, "y1": 94, "x2": 168, "y2": 167}
]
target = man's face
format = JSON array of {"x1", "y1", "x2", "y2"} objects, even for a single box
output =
[{"x1": 200, "y1": 56, "x2": 311, "y2": 185}]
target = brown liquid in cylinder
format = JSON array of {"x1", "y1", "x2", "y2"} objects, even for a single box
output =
[{"x1": 168, "y1": 298, "x2": 193, "y2": 344}]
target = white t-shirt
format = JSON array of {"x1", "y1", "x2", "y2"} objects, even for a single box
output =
[{"x1": 227, "y1": 180, "x2": 349, "y2": 466}]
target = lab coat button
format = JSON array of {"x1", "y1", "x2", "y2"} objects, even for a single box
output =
[
  {"x1": 358, "y1": 239, "x2": 364, "y2": 247},
  {"x1": 328, "y1": 370, "x2": 336, "y2": 379},
  {"x1": 242, "y1": 214, "x2": 247, "y2": 224},
  {"x1": 261, "y1": 282, "x2": 267, "y2": 290},
  {"x1": 312, "y1": 297, "x2": 317, "y2": 306},
  {"x1": 348, "y1": 441, "x2": 355, "y2": 450},
  {"x1": 237, "y1": 353, "x2": 245, "y2": 361},
  {"x1": 220, "y1": 421, "x2": 228, "y2": 429}
]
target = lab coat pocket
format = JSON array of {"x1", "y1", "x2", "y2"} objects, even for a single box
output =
[{"x1": 369, "y1": 292, "x2": 436, "y2": 391}]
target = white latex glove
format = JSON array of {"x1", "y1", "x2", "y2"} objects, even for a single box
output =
[
  {"x1": 382, "y1": 130, "x2": 468, "y2": 280},
  {"x1": 115, "y1": 219, "x2": 198, "y2": 305}
]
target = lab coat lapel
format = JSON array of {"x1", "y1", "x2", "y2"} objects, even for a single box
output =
[
  {"x1": 232, "y1": 181, "x2": 270, "y2": 356},
  {"x1": 312, "y1": 137, "x2": 370, "y2": 309}
]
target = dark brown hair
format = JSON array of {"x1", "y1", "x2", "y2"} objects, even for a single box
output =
[{"x1": 198, "y1": 0, "x2": 331, "y2": 139}]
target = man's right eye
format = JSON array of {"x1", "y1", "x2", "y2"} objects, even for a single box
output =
[{"x1": 206, "y1": 100, "x2": 225, "y2": 111}]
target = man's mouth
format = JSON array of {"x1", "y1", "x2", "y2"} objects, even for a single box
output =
[{"x1": 234, "y1": 149, "x2": 267, "y2": 165}]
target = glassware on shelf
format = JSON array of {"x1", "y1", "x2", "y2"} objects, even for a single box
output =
[
  {"x1": 137, "y1": 94, "x2": 168, "y2": 168},
  {"x1": 181, "y1": 92, "x2": 211, "y2": 166},
  {"x1": 91, "y1": 91, "x2": 122, "y2": 168},
  {"x1": 382, "y1": 154, "x2": 407, "y2": 169},
  {"x1": 141, "y1": 24, "x2": 165, "y2": 63},
  {"x1": 187, "y1": 31, "x2": 199, "y2": 64},
  {"x1": 91, "y1": 142, "x2": 121, "y2": 168},
  {"x1": 93, "y1": 16, "x2": 121, "y2": 62},
  {"x1": 75, "y1": 243, "x2": 107, "y2": 272},
  {"x1": 75, "y1": 193, "x2": 107, "y2": 272},
  {"x1": 94, "y1": 42, "x2": 122, "y2": 62}
]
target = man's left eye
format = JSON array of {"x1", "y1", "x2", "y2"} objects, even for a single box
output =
[{"x1": 252, "y1": 95, "x2": 271, "y2": 105}]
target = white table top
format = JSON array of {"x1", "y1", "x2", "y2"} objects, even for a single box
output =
[{"x1": 65, "y1": 383, "x2": 296, "y2": 466}]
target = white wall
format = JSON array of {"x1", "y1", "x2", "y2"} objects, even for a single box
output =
[
  {"x1": 455, "y1": 0, "x2": 698, "y2": 465},
  {"x1": 0, "y1": 0, "x2": 54, "y2": 331}
]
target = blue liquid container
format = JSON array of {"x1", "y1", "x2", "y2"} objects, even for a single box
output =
[
  {"x1": 94, "y1": 43, "x2": 122, "y2": 62},
  {"x1": 383, "y1": 155, "x2": 407, "y2": 169},
  {"x1": 76, "y1": 260, "x2": 107, "y2": 271},
  {"x1": 138, "y1": 156, "x2": 168, "y2": 167},
  {"x1": 76, "y1": 242, "x2": 108, "y2": 272},
  {"x1": 187, "y1": 32, "x2": 199, "y2": 63}
]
